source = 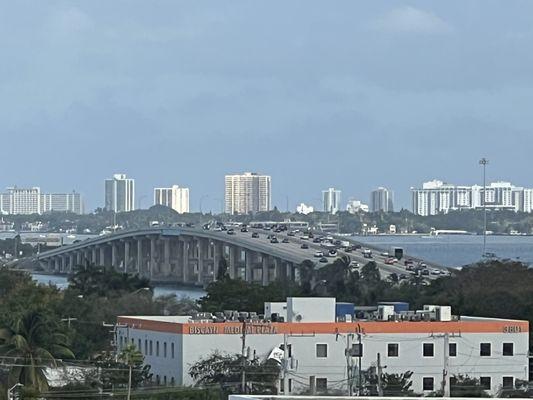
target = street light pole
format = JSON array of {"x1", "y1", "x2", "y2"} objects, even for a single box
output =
[{"x1": 479, "y1": 158, "x2": 489, "y2": 257}]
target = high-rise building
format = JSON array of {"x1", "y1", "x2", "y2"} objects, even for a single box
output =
[
  {"x1": 0, "y1": 187, "x2": 84, "y2": 215},
  {"x1": 41, "y1": 191, "x2": 84, "y2": 214},
  {"x1": 371, "y1": 187, "x2": 394, "y2": 212},
  {"x1": 224, "y1": 172, "x2": 271, "y2": 214},
  {"x1": 411, "y1": 180, "x2": 533, "y2": 216},
  {"x1": 322, "y1": 188, "x2": 341, "y2": 214},
  {"x1": 105, "y1": 174, "x2": 135, "y2": 212},
  {"x1": 154, "y1": 185, "x2": 190, "y2": 214},
  {"x1": 2, "y1": 187, "x2": 42, "y2": 215}
]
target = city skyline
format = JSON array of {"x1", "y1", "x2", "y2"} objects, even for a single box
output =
[{"x1": 2, "y1": 2, "x2": 533, "y2": 214}]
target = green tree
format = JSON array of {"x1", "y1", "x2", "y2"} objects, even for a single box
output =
[
  {"x1": 118, "y1": 343, "x2": 145, "y2": 400},
  {"x1": 189, "y1": 351, "x2": 280, "y2": 394},
  {"x1": 450, "y1": 374, "x2": 490, "y2": 397},
  {"x1": 0, "y1": 311, "x2": 74, "y2": 392}
]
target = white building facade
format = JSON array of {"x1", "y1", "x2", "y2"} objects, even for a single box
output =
[
  {"x1": 224, "y1": 172, "x2": 271, "y2": 215},
  {"x1": 105, "y1": 174, "x2": 135, "y2": 212},
  {"x1": 371, "y1": 187, "x2": 394, "y2": 213},
  {"x1": 154, "y1": 185, "x2": 190, "y2": 214},
  {"x1": 322, "y1": 188, "x2": 341, "y2": 214},
  {"x1": 346, "y1": 199, "x2": 369, "y2": 214},
  {"x1": 117, "y1": 298, "x2": 528, "y2": 396},
  {"x1": 41, "y1": 192, "x2": 84, "y2": 214},
  {"x1": 0, "y1": 188, "x2": 84, "y2": 215},
  {"x1": 411, "y1": 180, "x2": 533, "y2": 216}
]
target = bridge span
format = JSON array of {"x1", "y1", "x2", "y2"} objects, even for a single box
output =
[{"x1": 36, "y1": 227, "x2": 312, "y2": 286}]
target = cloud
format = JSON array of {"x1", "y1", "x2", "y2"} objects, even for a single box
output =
[{"x1": 371, "y1": 6, "x2": 453, "y2": 34}]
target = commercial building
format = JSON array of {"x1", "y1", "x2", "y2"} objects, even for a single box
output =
[
  {"x1": 0, "y1": 188, "x2": 84, "y2": 215},
  {"x1": 117, "y1": 297, "x2": 528, "y2": 396},
  {"x1": 154, "y1": 185, "x2": 189, "y2": 214},
  {"x1": 296, "y1": 203, "x2": 314, "y2": 215},
  {"x1": 105, "y1": 174, "x2": 135, "y2": 213},
  {"x1": 322, "y1": 188, "x2": 341, "y2": 214},
  {"x1": 41, "y1": 191, "x2": 84, "y2": 214},
  {"x1": 371, "y1": 187, "x2": 394, "y2": 213},
  {"x1": 346, "y1": 199, "x2": 369, "y2": 214},
  {"x1": 411, "y1": 180, "x2": 533, "y2": 216},
  {"x1": 224, "y1": 172, "x2": 271, "y2": 215}
]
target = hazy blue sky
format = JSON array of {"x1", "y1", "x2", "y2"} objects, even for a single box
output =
[{"x1": 1, "y1": 1, "x2": 532, "y2": 212}]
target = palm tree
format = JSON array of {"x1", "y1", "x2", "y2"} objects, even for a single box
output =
[
  {"x1": 0, "y1": 311, "x2": 74, "y2": 392},
  {"x1": 119, "y1": 343, "x2": 144, "y2": 400}
]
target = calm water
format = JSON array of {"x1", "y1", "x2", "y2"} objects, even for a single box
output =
[
  {"x1": 355, "y1": 234, "x2": 533, "y2": 268},
  {"x1": 31, "y1": 273, "x2": 206, "y2": 300}
]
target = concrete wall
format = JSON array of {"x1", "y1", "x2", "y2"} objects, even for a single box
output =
[{"x1": 287, "y1": 297, "x2": 336, "y2": 323}]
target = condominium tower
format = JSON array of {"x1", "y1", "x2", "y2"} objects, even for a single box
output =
[
  {"x1": 0, "y1": 188, "x2": 83, "y2": 215},
  {"x1": 154, "y1": 185, "x2": 190, "y2": 214},
  {"x1": 224, "y1": 172, "x2": 271, "y2": 214},
  {"x1": 322, "y1": 188, "x2": 341, "y2": 214},
  {"x1": 371, "y1": 187, "x2": 394, "y2": 212},
  {"x1": 411, "y1": 180, "x2": 533, "y2": 216},
  {"x1": 105, "y1": 174, "x2": 135, "y2": 212}
]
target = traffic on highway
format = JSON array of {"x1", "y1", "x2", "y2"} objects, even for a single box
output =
[{"x1": 202, "y1": 221, "x2": 450, "y2": 283}]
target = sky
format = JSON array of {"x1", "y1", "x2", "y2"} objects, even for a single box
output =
[{"x1": 1, "y1": 1, "x2": 533, "y2": 212}]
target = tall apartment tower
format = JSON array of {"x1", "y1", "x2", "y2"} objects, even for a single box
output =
[
  {"x1": 4, "y1": 187, "x2": 42, "y2": 215},
  {"x1": 371, "y1": 187, "x2": 394, "y2": 212},
  {"x1": 224, "y1": 172, "x2": 271, "y2": 214},
  {"x1": 41, "y1": 191, "x2": 84, "y2": 214},
  {"x1": 154, "y1": 185, "x2": 190, "y2": 214},
  {"x1": 322, "y1": 188, "x2": 341, "y2": 214},
  {"x1": 105, "y1": 174, "x2": 135, "y2": 212}
]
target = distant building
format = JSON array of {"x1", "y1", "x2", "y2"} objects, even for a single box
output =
[
  {"x1": 0, "y1": 187, "x2": 84, "y2": 215},
  {"x1": 371, "y1": 187, "x2": 394, "y2": 212},
  {"x1": 224, "y1": 172, "x2": 271, "y2": 214},
  {"x1": 322, "y1": 188, "x2": 341, "y2": 214},
  {"x1": 296, "y1": 203, "x2": 314, "y2": 215},
  {"x1": 41, "y1": 191, "x2": 84, "y2": 214},
  {"x1": 154, "y1": 185, "x2": 190, "y2": 214},
  {"x1": 105, "y1": 174, "x2": 135, "y2": 212},
  {"x1": 411, "y1": 180, "x2": 533, "y2": 216},
  {"x1": 346, "y1": 199, "x2": 369, "y2": 214}
]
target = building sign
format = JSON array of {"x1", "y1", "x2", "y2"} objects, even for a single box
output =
[
  {"x1": 188, "y1": 324, "x2": 278, "y2": 335},
  {"x1": 503, "y1": 325, "x2": 522, "y2": 333}
]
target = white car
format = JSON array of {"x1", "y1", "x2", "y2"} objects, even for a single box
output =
[{"x1": 314, "y1": 251, "x2": 324, "y2": 258}]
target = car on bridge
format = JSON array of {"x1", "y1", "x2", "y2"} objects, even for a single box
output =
[
  {"x1": 282, "y1": 238, "x2": 289, "y2": 243},
  {"x1": 270, "y1": 237, "x2": 279, "y2": 244},
  {"x1": 314, "y1": 251, "x2": 324, "y2": 258},
  {"x1": 251, "y1": 232, "x2": 259, "y2": 238},
  {"x1": 301, "y1": 243, "x2": 309, "y2": 249}
]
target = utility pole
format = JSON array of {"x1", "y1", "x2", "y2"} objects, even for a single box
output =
[
  {"x1": 377, "y1": 353, "x2": 384, "y2": 397},
  {"x1": 479, "y1": 158, "x2": 489, "y2": 257},
  {"x1": 240, "y1": 320, "x2": 247, "y2": 394},
  {"x1": 356, "y1": 324, "x2": 363, "y2": 396},
  {"x1": 346, "y1": 333, "x2": 354, "y2": 396},
  {"x1": 282, "y1": 333, "x2": 290, "y2": 394}
]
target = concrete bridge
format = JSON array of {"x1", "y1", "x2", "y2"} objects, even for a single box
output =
[{"x1": 36, "y1": 227, "x2": 314, "y2": 286}]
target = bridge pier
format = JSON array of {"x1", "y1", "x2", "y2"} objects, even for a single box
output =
[{"x1": 124, "y1": 240, "x2": 130, "y2": 273}]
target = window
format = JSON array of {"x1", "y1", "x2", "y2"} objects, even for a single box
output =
[
  {"x1": 164, "y1": 342, "x2": 167, "y2": 358},
  {"x1": 480, "y1": 343, "x2": 491, "y2": 357},
  {"x1": 316, "y1": 378, "x2": 328, "y2": 392},
  {"x1": 149, "y1": 340, "x2": 153, "y2": 356},
  {"x1": 288, "y1": 379, "x2": 292, "y2": 392},
  {"x1": 387, "y1": 343, "x2": 399, "y2": 357},
  {"x1": 449, "y1": 343, "x2": 457, "y2": 357},
  {"x1": 144, "y1": 340, "x2": 148, "y2": 354},
  {"x1": 423, "y1": 377, "x2": 434, "y2": 391},
  {"x1": 171, "y1": 343, "x2": 175, "y2": 358},
  {"x1": 163, "y1": 376, "x2": 167, "y2": 385},
  {"x1": 316, "y1": 344, "x2": 328, "y2": 358},
  {"x1": 503, "y1": 343, "x2": 514, "y2": 356},
  {"x1": 156, "y1": 341, "x2": 160, "y2": 357},
  {"x1": 351, "y1": 343, "x2": 363, "y2": 357},
  {"x1": 170, "y1": 377, "x2": 175, "y2": 386},
  {"x1": 138, "y1": 339, "x2": 141, "y2": 352},
  {"x1": 502, "y1": 376, "x2": 514, "y2": 389},
  {"x1": 423, "y1": 343, "x2": 434, "y2": 357},
  {"x1": 480, "y1": 377, "x2": 491, "y2": 390}
]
